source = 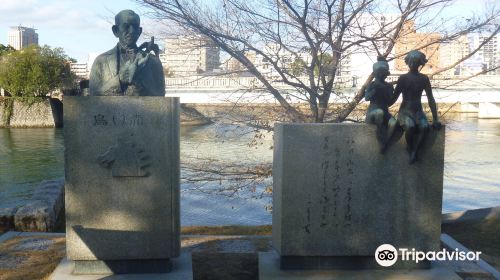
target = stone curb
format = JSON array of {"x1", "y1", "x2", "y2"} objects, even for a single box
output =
[
  {"x1": 442, "y1": 206, "x2": 500, "y2": 224},
  {"x1": 0, "y1": 206, "x2": 18, "y2": 232},
  {"x1": 0, "y1": 178, "x2": 64, "y2": 232},
  {"x1": 14, "y1": 178, "x2": 64, "y2": 232}
]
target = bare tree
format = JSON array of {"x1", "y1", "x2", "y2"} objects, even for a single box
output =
[
  {"x1": 137, "y1": 0, "x2": 499, "y2": 124},
  {"x1": 181, "y1": 155, "x2": 272, "y2": 198}
]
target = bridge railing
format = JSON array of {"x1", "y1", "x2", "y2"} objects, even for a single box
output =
[
  {"x1": 165, "y1": 75, "x2": 500, "y2": 90},
  {"x1": 165, "y1": 76, "x2": 358, "y2": 89}
]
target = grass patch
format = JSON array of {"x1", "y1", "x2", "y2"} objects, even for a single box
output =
[
  {"x1": 0, "y1": 236, "x2": 65, "y2": 280},
  {"x1": 43, "y1": 224, "x2": 273, "y2": 236},
  {"x1": 181, "y1": 225, "x2": 272, "y2": 236}
]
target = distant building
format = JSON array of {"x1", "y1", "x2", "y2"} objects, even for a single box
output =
[
  {"x1": 161, "y1": 36, "x2": 220, "y2": 77},
  {"x1": 239, "y1": 44, "x2": 312, "y2": 78},
  {"x1": 225, "y1": 53, "x2": 247, "y2": 73},
  {"x1": 341, "y1": 14, "x2": 398, "y2": 79},
  {"x1": 464, "y1": 30, "x2": 500, "y2": 75},
  {"x1": 70, "y1": 63, "x2": 89, "y2": 79},
  {"x1": 8, "y1": 26, "x2": 38, "y2": 50},
  {"x1": 439, "y1": 35, "x2": 469, "y2": 77},
  {"x1": 87, "y1": 53, "x2": 99, "y2": 70},
  {"x1": 395, "y1": 21, "x2": 441, "y2": 74}
]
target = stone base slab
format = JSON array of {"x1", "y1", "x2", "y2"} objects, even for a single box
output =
[
  {"x1": 74, "y1": 259, "x2": 172, "y2": 274},
  {"x1": 259, "y1": 252, "x2": 461, "y2": 280},
  {"x1": 50, "y1": 252, "x2": 192, "y2": 280},
  {"x1": 280, "y1": 255, "x2": 429, "y2": 270}
]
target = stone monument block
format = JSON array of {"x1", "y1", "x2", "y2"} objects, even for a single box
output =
[
  {"x1": 64, "y1": 96, "x2": 180, "y2": 271},
  {"x1": 273, "y1": 123, "x2": 444, "y2": 258}
]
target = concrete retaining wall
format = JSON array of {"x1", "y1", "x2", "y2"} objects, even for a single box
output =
[
  {"x1": 0, "y1": 98, "x2": 62, "y2": 128},
  {"x1": 0, "y1": 98, "x2": 207, "y2": 127}
]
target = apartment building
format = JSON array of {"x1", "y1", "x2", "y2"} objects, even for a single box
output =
[
  {"x1": 439, "y1": 35, "x2": 469, "y2": 77},
  {"x1": 161, "y1": 36, "x2": 220, "y2": 77},
  {"x1": 394, "y1": 21, "x2": 441, "y2": 74},
  {"x1": 8, "y1": 26, "x2": 38, "y2": 50}
]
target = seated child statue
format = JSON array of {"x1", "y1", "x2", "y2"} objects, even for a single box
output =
[
  {"x1": 391, "y1": 50, "x2": 441, "y2": 164},
  {"x1": 365, "y1": 57, "x2": 397, "y2": 153}
]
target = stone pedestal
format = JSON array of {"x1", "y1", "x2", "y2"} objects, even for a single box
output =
[
  {"x1": 272, "y1": 123, "x2": 445, "y2": 269},
  {"x1": 64, "y1": 97, "x2": 180, "y2": 273}
]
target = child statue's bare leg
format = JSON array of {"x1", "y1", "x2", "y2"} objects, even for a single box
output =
[
  {"x1": 412, "y1": 120, "x2": 429, "y2": 164},
  {"x1": 381, "y1": 117, "x2": 399, "y2": 154},
  {"x1": 367, "y1": 109, "x2": 388, "y2": 152},
  {"x1": 401, "y1": 116, "x2": 417, "y2": 163}
]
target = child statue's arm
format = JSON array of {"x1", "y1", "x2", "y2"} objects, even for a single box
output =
[
  {"x1": 389, "y1": 77, "x2": 402, "y2": 106},
  {"x1": 424, "y1": 76, "x2": 441, "y2": 129},
  {"x1": 364, "y1": 82, "x2": 376, "y2": 101}
]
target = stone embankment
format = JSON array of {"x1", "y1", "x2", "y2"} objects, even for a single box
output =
[
  {"x1": 0, "y1": 98, "x2": 63, "y2": 128},
  {"x1": 0, "y1": 179, "x2": 64, "y2": 232},
  {"x1": 0, "y1": 98, "x2": 211, "y2": 127}
]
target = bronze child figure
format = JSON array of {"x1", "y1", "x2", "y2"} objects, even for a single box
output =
[
  {"x1": 365, "y1": 57, "x2": 397, "y2": 153},
  {"x1": 392, "y1": 50, "x2": 441, "y2": 164}
]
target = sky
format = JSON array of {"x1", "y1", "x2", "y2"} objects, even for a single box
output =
[
  {"x1": 0, "y1": 0, "x2": 493, "y2": 63},
  {"x1": 0, "y1": 0, "x2": 149, "y2": 62}
]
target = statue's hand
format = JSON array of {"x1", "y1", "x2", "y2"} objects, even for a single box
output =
[
  {"x1": 135, "y1": 52, "x2": 150, "y2": 71},
  {"x1": 119, "y1": 53, "x2": 150, "y2": 85},
  {"x1": 433, "y1": 120, "x2": 442, "y2": 130},
  {"x1": 119, "y1": 60, "x2": 137, "y2": 84},
  {"x1": 122, "y1": 53, "x2": 150, "y2": 86},
  {"x1": 139, "y1": 37, "x2": 160, "y2": 56}
]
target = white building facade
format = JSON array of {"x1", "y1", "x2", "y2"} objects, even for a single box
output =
[
  {"x1": 464, "y1": 31, "x2": 500, "y2": 75},
  {"x1": 70, "y1": 63, "x2": 89, "y2": 79},
  {"x1": 342, "y1": 14, "x2": 398, "y2": 80},
  {"x1": 8, "y1": 26, "x2": 38, "y2": 50},
  {"x1": 439, "y1": 35, "x2": 470, "y2": 77},
  {"x1": 161, "y1": 36, "x2": 220, "y2": 77}
]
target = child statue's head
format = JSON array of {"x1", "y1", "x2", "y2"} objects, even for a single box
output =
[
  {"x1": 373, "y1": 56, "x2": 390, "y2": 80},
  {"x1": 404, "y1": 50, "x2": 428, "y2": 71}
]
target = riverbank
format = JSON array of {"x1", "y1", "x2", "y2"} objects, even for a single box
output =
[
  {"x1": 0, "y1": 97, "x2": 62, "y2": 128},
  {"x1": 0, "y1": 98, "x2": 212, "y2": 128},
  {"x1": 1, "y1": 95, "x2": 470, "y2": 128},
  {"x1": 442, "y1": 207, "x2": 500, "y2": 271},
  {"x1": 186, "y1": 102, "x2": 463, "y2": 124}
]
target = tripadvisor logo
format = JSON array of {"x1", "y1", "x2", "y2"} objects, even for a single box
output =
[
  {"x1": 374, "y1": 244, "x2": 482, "y2": 267},
  {"x1": 375, "y1": 244, "x2": 398, "y2": 267}
]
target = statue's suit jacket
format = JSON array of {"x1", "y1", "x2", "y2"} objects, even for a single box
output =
[{"x1": 89, "y1": 45, "x2": 165, "y2": 96}]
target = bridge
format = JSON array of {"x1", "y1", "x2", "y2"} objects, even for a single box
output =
[{"x1": 164, "y1": 75, "x2": 500, "y2": 118}]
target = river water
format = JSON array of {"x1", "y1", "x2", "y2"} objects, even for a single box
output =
[{"x1": 0, "y1": 113, "x2": 499, "y2": 225}]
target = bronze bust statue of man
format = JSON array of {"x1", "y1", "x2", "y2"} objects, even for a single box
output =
[
  {"x1": 391, "y1": 50, "x2": 441, "y2": 164},
  {"x1": 89, "y1": 10, "x2": 165, "y2": 96}
]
